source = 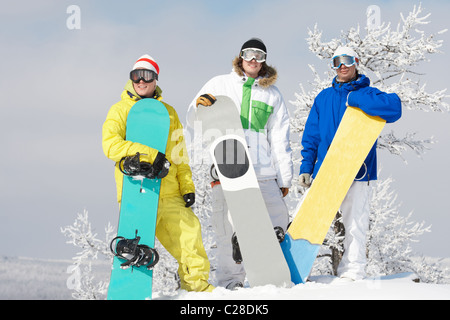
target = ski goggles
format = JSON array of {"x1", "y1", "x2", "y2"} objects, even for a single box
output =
[
  {"x1": 331, "y1": 55, "x2": 358, "y2": 69},
  {"x1": 240, "y1": 48, "x2": 266, "y2": 63},
  {"x1": 130, "y1": 69, "x2": 158, "y2": 83}
]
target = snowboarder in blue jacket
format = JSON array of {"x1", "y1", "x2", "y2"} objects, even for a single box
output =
[{"x1": 299, "y1": 47, "x2": 402, "y2": 280}]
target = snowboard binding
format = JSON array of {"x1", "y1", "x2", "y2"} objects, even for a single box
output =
[
  {"x1": 231, "y1": 232, "x2": 243, "y2": 264},
  {"x1": 110, "y1": 230, "x2": 159, "y2": 270},
  {"x1": 119, "y1": 152, "x2": 170, "y2": 179},
  {"x1": 274, "y1": 226, "x2": 285, "y2": 243},
  {"x1": 119, "y1": 152, "x2": 154, "y2": 177},
  {"x1": 231, "y1": 227, "x2": 285, "y2": 264}
]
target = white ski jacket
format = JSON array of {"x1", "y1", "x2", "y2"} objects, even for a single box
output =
[{"x1": 187, "y1": 58, "x2": 293, "y2": 188}]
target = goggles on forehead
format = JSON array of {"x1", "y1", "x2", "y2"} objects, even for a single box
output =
[
  {"x1": 240, "y1": 48, "x2": 266, "y2": 63},
  {"x1": 331, "y1": 55, "x2": 358, "y2": 69},
  {"x1": 130, "y1": 69, "x2": 158, "y2": 83}
]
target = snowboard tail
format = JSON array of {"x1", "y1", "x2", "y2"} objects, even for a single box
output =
[
  {"x1": 281, "y1": 236, "x2": 319, "y2": 284},
  {"x1": 282, "y1": 106, "x2": 386, "y2": 284}
]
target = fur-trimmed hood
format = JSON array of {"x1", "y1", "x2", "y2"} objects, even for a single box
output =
[{"x1": 232, "y1": 57, "x2": 278, "y2": 88}]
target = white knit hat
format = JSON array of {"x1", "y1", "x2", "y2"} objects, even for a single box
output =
[{"x1": 132, "y1": 54, "x2": 160, "y2": 75}]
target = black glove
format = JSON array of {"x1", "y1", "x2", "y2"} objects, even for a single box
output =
[
  {"x1": 183, "y1": 193, "x2": 195, "y2": 207},
  {"x1": 152, "y1": 152, "x2": 170, "y2": 179}
]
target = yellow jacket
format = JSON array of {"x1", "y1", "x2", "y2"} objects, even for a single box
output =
[{"x1": 102, "y1": 81, "x2": 195, "y2": 202}]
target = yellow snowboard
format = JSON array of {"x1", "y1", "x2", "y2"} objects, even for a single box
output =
[{"x1": 281, "y1": 106, "x2": 386, "y2": 283}]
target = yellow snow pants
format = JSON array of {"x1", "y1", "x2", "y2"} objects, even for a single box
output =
[{"x1": 155, "y1": 196, "x2": 214, "y2": 292}]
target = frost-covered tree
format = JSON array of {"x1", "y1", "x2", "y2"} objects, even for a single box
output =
[
  {"x1": 61, "y1": 210, "x2": 113, "y2": 300},
  {"x1": 290, "y1": 4, "x2": 449, "y2": 283},
  {"x1": 366, "y1": 174, "x2": 449, "y2": 283},
  {"x1": 291, "y1": 4, "x2": 448, "y2": 162}
]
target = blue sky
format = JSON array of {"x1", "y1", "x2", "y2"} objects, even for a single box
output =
[{"x1": 1, "y1": 0, "x2": 449, "y2": 260}]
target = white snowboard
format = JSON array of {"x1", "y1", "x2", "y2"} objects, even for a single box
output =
[{"x1": 196, "y1": 95, "x2": 291, "y2": 287}]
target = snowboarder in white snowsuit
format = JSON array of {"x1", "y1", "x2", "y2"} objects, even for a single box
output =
[{"x1": 187, "y1": 38, "x2": 293, "y2": 289}]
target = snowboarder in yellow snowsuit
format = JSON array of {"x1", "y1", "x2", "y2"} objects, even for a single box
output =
[{"x1": 102, "y1": 54, "x2": 214, "y2": 292}]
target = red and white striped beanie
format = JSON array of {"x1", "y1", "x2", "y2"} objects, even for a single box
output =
[{"x1": 132, "y1": 54, "x2": 160, "y2": 75}]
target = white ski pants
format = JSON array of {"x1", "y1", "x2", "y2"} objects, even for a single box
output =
[
  {"x1": 337, "y1": 181, "x2": 372, "y2": 280},
  {"x1": 210, "y1": 179, "x2": 289, "y2": 288}
]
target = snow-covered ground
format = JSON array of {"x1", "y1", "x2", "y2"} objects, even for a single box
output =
[
  {"x1": 1, "y1": 256, "x2": 450, "y2": 300},
  {"x1": 0, "y1": 256, "x2": 75, "y2": 300},
  {"x1": 157, "y1": 272, "x2": 450, "y2": 300}
]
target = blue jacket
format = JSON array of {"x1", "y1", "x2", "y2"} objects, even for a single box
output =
[{"x1": 300, "y1": 74, "x2": 402, "y2": 181}]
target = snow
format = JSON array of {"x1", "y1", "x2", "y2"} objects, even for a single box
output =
[
  {"x1": 156, "y1": 273, "x2": 450, "y2": 300},
  {"x1": 1, "y1": 256, "x2": 449, "y2": 300}
]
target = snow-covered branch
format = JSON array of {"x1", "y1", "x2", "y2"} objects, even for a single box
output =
[
  {"x1": 378, "y1": 131, "x2": 435, "y2": 162},
  {"x1": 61, "y1": 209, "x2": 114, "y2": 300}
]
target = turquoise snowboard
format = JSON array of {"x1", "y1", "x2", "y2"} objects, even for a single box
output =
[{"x1": 107, "y1": 99, "x2": 170, "y2": 300}]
